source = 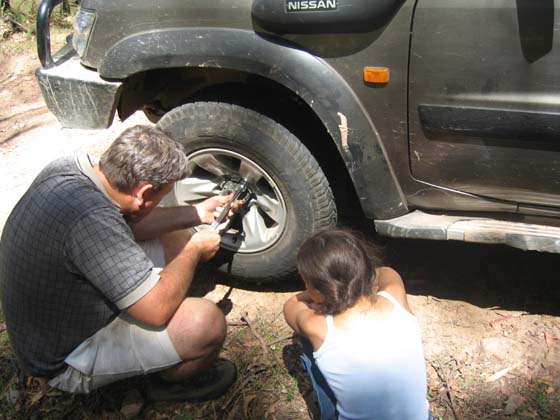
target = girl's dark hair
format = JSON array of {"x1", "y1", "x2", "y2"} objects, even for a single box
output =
[{"x1": 297, "y1": 228, "x2": 382, "y2": 315}]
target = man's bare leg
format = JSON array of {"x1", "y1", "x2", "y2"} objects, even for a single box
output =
[
  {"x1": 160, "y1": 297, "x2": 227, "y2": 382},
  {"x1": 157, "y1": 229, "x2": 227, "y2": 382}
]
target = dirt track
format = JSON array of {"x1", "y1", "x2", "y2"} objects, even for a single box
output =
[{"x1": 1, "y1": 51, "x2": 560, "y2": 419}]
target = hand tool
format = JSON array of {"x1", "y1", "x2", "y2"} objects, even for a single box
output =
[{"x1": 211, "y1": 180, "x2": 250, "y2": 231}]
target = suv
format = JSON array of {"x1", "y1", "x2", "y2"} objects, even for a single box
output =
[{"x1": 35, "y1": 0, "x2": 560, "y2": 283}]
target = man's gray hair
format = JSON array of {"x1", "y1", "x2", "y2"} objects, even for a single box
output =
[{"x1": 99, "y1": 125, "x2": 189, "y2": 193}]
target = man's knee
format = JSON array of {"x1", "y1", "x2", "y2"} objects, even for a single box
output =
[{"x1": 167, "y1": 297, "x2": 226, "y2": 360}]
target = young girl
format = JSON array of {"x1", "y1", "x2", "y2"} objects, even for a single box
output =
[{"x1": 283, "y1": 228, "x2": 432, "y2": 420}]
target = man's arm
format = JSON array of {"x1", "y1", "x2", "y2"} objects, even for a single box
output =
[
  {"x1": 129, "y1": 194, "x2": 237, "y2": 241},
  {"x1": 129, "y1": 206, "x2": 201, "y2": 241},
  {"x1": 126, "y1": 229, "x2": 221, "y2": 326}
]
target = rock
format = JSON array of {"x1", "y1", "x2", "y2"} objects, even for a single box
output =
[
  {"x1": 120, "y1": 389, "x2": 144, "y2": 419},
  {"x1": 504, "y1": 394, "x2": 525, "y2": 415},
  {"x1": 5, "y1": 389, "x2": 20, "y2": 405},
  {"x1": 480, "y1": 337, "x2": 524, "y2": 361}
]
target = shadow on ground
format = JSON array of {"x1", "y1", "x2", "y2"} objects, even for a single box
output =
[
  {"x1": 380, "y1": 236, "x2": 560, "y2": 316},
  {"x1": 214, "y1": 225, "x2": 560, "y2": 317},
  {"x1": 281, "y1": 338, "x2": 560, "y2": 420}
]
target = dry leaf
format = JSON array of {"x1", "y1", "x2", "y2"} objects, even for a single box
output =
[
  {"x1": 519, "y1": 409, "x2": 538, "y2": 419},
  {"x1": 426, "y1": 364, "x2": 439, "y2": 386},
  {"x1": 264, "y1": 401, "x2": 278, "y2": 418},
  {"x1": 243, "y1": 394, "x2": 257, "y2": 417},
  {"x1": 485, "y1": 365, "x2": 516, "y2": 382},
  {"x1": 544, "y1": 332, "x2": 559, "y2": 348},
  {"x1": 489, "y1": 315, "x2": 513, "y2": 327},
  {"x1": 29, "y1": 389, "x2": 45, "y2": 406},
  {"x1": 539, "y1": 376, "x2": 555, "y2": 385},
  {"x1": 120, "y1": 389, "x2": 144, "y2": 419}
]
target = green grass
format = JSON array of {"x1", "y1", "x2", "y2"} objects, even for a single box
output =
[
  {"x1": 0, "y1": 309, "x2": 311, "y2": 419},
  {"x1": 1, "y1": 0, "x2": 74, "y2": 58},
  {"x1": 2, "y1": 0, "x2": 76, "y2": 32},
  {"x1": 533, "y1": 380, "x2": 559, "y2": 419},
  {"x1": 0, "y1": 308, "x2": 20, "y2": 420},
  {"x1": 3, "y1": 301, "x2": 560, "y2": 419},
  {"x1": 0, "y1": 25, "x2": 70, "y2": 58}
]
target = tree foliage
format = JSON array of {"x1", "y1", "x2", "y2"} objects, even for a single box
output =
[
  {"x1": 1, "y1": 0, "x2": 10, "y2": 13},
  {"x1": 1, "y1": 0, "x2": 77, "y2": 34}
]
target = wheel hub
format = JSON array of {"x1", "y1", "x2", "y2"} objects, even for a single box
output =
[{"x1": 170, "y1": 148, "x2": 288, "y2": 253}]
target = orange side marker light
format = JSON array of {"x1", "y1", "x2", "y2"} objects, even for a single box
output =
[{"x1": 363, "y1": 67, "x2": 390, "y2": 84}]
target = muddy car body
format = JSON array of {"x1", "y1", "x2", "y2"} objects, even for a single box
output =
[{"x1": 36, "y1": 0, "x2": 560, "y2": 282}]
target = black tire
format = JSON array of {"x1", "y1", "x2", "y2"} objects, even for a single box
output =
[{"x1": 157, "y1": 102, "x2": 337, "y2": 283}]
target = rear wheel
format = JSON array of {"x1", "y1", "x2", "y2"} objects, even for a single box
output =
[{"x1": 157, "y1": 102, "x2": 336, "y2": 283}]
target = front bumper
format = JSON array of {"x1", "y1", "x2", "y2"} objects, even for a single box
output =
[
  {"x1": 36, "y1": 0, "x2": 121, "y2": 129},
  {"x1": 35, "y1": 52, "x2": 122, "y2": 129}
]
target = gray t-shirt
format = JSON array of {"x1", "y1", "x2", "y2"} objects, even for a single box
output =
[{"x1": 0, "y1": 156, "x2": 158, "y2": 377}]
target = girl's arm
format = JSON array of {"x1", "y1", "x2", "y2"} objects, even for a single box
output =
[
  {"x1": 283, "y1": 291, "x2": 315, "y2": 333},
  {"x1": 283, "y1": 292, "x2": 327, "y2": 348}
]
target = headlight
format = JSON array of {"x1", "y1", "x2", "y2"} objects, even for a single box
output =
[{"x1": 72, "y1": 8, "x2": 96, "y2": 58}]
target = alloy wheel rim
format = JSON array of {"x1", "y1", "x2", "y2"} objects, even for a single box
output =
[{"x1": 170, "y1": 148, "x2": 287, "y2": 253}]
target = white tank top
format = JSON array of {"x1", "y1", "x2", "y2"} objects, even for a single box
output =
[{"x1": 313, "y1": 291, "x2": 429, "y2": 420}]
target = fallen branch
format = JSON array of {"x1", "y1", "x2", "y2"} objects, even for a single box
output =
[
  {"x1": 431, "y1": 360, "x2": 462, "y2": 420},
  {"x1": 241, "y1": 314, "x2": 268, "y2": 356},
  {"x1": 268, "y1": 333, "x2": 295, "y2": 347},
  {"x1": 3, "y1": 15, "x2": 29, "y2": 32},
  {"x1": 226, "y1": 321, "x2": 246, "y2": 327},
  {"x1": 489, "y1": 311, "x2": 527, "y2": 327},
  {"x1": 221, "y1": 364, "x2": 267, "y2": 412}
]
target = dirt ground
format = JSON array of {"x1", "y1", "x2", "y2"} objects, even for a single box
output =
[{"x1": 1, "y1": 46, "x2": 560, "y2": 420}]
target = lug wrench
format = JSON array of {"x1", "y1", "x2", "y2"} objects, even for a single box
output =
[
  {"x1": 211, "y1": 181, "x2": 250, "y2": 309},
  {"x1": 210, "y1": 180, "x2": 250, "y2": 232}
]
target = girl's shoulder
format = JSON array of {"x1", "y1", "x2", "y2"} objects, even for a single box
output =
[
  {"x1": 375, "y1": 266, "x2": 413, "y2": 315},
  {"x1": 299, "y1": 310, "x2": 329, "y2": 350}
]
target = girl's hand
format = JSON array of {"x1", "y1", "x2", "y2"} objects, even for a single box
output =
[
  {"x1": 308, "y1": 302, "x2": 325, "y2": 312},
  {"x1": 284, "y1": 292, "x2": 328, "y2": 348},
  {"x1": 296, "y1": 291, "x2": 314, "y2": 303},
  {"x1": 297, "y1": 292, "x2": 325, "y2": 312}
]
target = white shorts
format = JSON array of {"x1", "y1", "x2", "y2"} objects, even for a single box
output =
[{"x1": 48, "y1": 239, "x2": 181, "y2": 393}]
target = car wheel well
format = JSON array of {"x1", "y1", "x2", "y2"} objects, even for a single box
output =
[
  {"x1": 119, "y1": 67, "x2": 365, "y2": 223},
  {"x1": 189, "y1": 77, "x2": 366, "y2": 224}
]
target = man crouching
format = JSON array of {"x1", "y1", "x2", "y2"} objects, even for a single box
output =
[{"x1": 0, "y1": 125, "x2": 237, "y2": 401}]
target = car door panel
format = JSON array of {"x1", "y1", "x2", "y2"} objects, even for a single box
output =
[{"x1": 408, "y1": 0, "x2": 560, "y2": 209}]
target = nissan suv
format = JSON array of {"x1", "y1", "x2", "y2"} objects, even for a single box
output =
[{"x1": 35, "y1": 0, "x2": 560, "y2": 282}]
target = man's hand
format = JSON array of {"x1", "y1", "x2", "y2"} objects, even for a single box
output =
[
  {"x1": 194, "y1": 194, "x2": 243, "y2": 226},
  {"x1": 187, "y1": 229, "x2": 221, "y2": 262}
]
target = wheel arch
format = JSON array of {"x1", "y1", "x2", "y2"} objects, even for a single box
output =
[{"x1": 101, "y1": 28, "x2": 407, "y2": 219}]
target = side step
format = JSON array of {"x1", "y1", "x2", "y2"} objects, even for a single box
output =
[{"x1": 374, "y1": 210, "x2": 560, "y2": 253}]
